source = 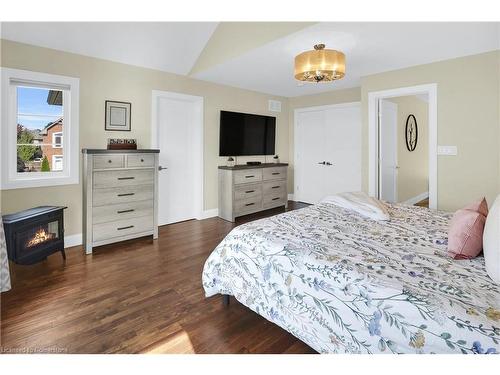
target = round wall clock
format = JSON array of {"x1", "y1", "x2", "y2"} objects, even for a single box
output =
[{"x1": 405, "y1": 114, "x2": 418, "y2": 152}]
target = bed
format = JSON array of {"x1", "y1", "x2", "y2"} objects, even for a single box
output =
[{"x1": 202, "y1": 202, "x2": 500, "y2": 354}]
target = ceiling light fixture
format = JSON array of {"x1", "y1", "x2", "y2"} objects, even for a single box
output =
[{"x1": 294, "y1": 43, "x2": 345, "y2": 83}]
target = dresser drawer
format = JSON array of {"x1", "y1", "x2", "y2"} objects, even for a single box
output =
[
  {"x1": 93, "y1": 216, "x2": 154, "y2": 243},
  {"x1": 234, "y1": 196, "x2": 262, "y2": 215},
  {"x1": 93, "y1": 154, "x2": 124, "y2": 169},
  {"x1": 93, "y1": 169, "x2": 154, "y2": 188},
  {"x1": 234, "y1": 184, "x2": 262, "y2": 201},
  {"x1": 93, "y1": 185, "x2": 153, "y2": 207},
  {"x1": 263, "y1": 180, "x2": 286, "y2": 196},
  {"x1": 127, "y1": 154, "x2": 155, "y2": 168},
  {"x1": 233, "y1": 169, "x2": 262, "y2": 185},
  {"x1": 263, "y1": 193, "x2": 287, "y2": 209},
  {"x1": 92, "y1": 200, "x2": 154, "y2": 224},
  {"x1": 263, "y1": 167, "x2": 287, "y2": 181}
]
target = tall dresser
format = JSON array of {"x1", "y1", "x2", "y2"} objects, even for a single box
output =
[
  {"x1": 82, "y1": 149, "x2": 159, "y2": 254},
  {"x1": 218, "y1": 163, "x2": 288, "y2": 222}
]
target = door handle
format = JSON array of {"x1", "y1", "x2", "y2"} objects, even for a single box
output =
[
  {"x1": 317, "y1": 161, "x2": 326, "y2": 165},
  {"x1": 158, "y1": 166, "x2": 168, "y2": 171}
]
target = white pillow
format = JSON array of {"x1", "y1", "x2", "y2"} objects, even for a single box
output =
[
  {"x1": 321, "y1": 191, "x2": 390, "y2": 221},
  {"x1": 483, "y1": 194, "x2": 500, "y2": 283}
]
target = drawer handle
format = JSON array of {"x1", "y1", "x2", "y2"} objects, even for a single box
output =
[
  {"x1": 117, "y1": 193, "x2": 135, "y2": 197},
  {"x1": 108, "y1": 160, "x2": 112, "y2": 163},
  {"x1": 141, "y1": 159, "x2": 144, "y2": 162},
  {"x1": 245, "y1": 203, "x2": 255, "y2": 206},
  {"x1": 117, "y1": 225, "x2": 134, "y2": 231},
  {"x1": 118, "y1": 177, "x2": 135, "y2": 180},
  {"x1": 117, "y1": 209, "x2": 135, "y2": 214},
  {"x1": 245, "y1": 190, "x2": 255, "y2": 193},
  {"x1": 245, "y1": 175, "x2": 255, "y2": 178},
  {"x1": 271, "y1": 186, "x2": 280, "y2": 189},
  {"x1": 272, "y1": 197, "x2": 280, "y2": 201},
  {"x1": 272, "y1": 172, "x2": 280, "y2": 175}
]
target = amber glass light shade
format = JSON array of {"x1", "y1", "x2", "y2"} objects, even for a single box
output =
[{"x1": 294, "y1": 44, "x2": 346, "y2": 83}]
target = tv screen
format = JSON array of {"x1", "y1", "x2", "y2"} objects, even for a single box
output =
[{"x1": 219, "y1": 111, "x2": 276, "y2": 156}]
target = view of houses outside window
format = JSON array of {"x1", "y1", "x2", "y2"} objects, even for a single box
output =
[{"x1": 16, "y1": 86, "x2": 64, "y2": 173}]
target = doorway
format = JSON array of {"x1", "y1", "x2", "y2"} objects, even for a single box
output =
[
  {"x1": 294, "y1": 102, "x2": 361, "y2": 204},
  {"x1": 151, "y1": 90, "x2": 204, "y2": 225},
  {"x1": 368, "y1": 84, "x2": 437, "y2": 209},
  {"x1": 379, "y1": 95, "x2": 429, "y2": 207}
]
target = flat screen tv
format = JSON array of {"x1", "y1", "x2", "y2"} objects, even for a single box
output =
[{"x1": 219, "y1": 110, "x2": 276, "y2": 156}]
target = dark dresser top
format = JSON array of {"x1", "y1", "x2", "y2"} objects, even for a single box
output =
[
  {"x1": 2, "y1": 206, "x2": 67, "y2": 224},
  {"x1": 82, "y1": 149, "x2": 160, "y2": 154},
  {"x1": 218, "y1": 163, "x2": 288, "y2": 170}
]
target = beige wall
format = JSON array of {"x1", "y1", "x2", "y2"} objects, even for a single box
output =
[
  {"x1": 387, "y1": 96, "x2": 429, "y2": 202},
  {"x1": 1, "y1": 39, "x2": 499, "y2": 237},
  {"x1": 287, "y1": 87, "x2": 361, "y2": 193},
  {"x1": 362, "y1": 51, "x2": 500, "y2": 211},
  {"x1": 0, "y1": 40, "x2": 289, "y2": 235}
]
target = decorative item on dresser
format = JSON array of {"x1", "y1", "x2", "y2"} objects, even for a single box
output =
[
  {"x1": 82, "y1": 149, "x2": 159, "y2": 254},
  {"x1": 218, "y1": 163, "x2": 288, "y2": 222}
]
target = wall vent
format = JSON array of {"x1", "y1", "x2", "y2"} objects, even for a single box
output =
[{"x1": 268, "y1": 100, "x2": 282, "y2": 113}]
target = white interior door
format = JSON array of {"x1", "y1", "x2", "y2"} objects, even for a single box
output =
[
  {"x1": 156, "y1": 96, "x2": 196, "y2": 225},
  {"x1": 296, "y1": 103, "x2": 361, "y2": 204},
  {"x1": 379, "y1": 99, "x2": 398, "y2": 203}
]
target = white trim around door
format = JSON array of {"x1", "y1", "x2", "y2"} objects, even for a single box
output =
[
  {"x1": 368, "y1": 84, "x2": 437, "y2": 209},
  {"x1": 151, "y1": 90, "x2": 204, "y2": 221}
]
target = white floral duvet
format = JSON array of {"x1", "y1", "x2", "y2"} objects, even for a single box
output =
[{"x1": 202, "y1": 203, "x2": 500, "y2": 354}]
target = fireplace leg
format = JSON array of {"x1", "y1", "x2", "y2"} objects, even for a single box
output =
[{"x1": 61, "y1": 249, "x2": 66, "y2": 261}]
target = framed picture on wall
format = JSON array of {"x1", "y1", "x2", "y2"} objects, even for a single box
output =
[{"x1": 105, "y1": 100, "x2": 131, "y2": 131}]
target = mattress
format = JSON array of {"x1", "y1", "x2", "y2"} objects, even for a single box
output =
[{"x1": 202, "y1": 202, "x2": 500, "y2": 354}]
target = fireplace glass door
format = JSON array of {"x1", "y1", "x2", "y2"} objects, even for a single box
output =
[{"x1": 16, "y1": 220, "x2": 61, "y2": 259}]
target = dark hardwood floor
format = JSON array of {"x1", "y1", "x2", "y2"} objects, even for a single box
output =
[
  {"x1": 415, "y1": 198, "x2": 429, "y2": 208},
  {"x1": 1, "y1": 201, "x2": 315, "y2": 354}
]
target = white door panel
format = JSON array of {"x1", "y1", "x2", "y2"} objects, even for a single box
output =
[
  {"x1": 296, "y1": 104, "x2": 361, "y2": 204},
  {"x1": 157, "y1": 97, "x2": 196, "y2": 225},
  {"x1": 297, "y1": 110, "x2": 326, "y2": 203},
  {"x1": 379, "y1": 100, "x2": 398, "y2": 203}
]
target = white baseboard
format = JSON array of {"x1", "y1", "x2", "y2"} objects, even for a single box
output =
[
  {"x1": 403, "y1": 191, "x2": 429, "y2": 206},
  {"x1": 287, "y1": 194, "x2": 295, "y2": 201},
  {"x1": 197, "y1": 208, "x2": 219, "y2": 220},
  {"x1": 65, "y1": 233, "x2": 82, "y2": 248}
]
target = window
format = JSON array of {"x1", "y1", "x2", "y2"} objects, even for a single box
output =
[
  {"x1": 52, "y1": 132, "x2": 63, "y2": 149},
  {"x1": 1, "y1": 68, "x2": 79, "y2": 189},
  {"x1": 52, "y1": 155, "x2": 64, "y2": 171}
]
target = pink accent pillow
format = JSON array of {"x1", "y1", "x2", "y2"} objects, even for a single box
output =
[
  {"x1": 463, "y1": 197, "x2": 489, "y2": 217},
  {"x1": 447, "y1": 209, "x2": 486, "y2": 259}
]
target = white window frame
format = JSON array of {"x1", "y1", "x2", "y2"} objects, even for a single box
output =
[
  {"x1": 52, "y1": 131, "x2": 63, "y2": 148},
  {"x1": 1, "y1": 68, "x2": 79, "y2": 189},
  {"x1": 52, "y1": 155, "x2": 64, "y2": 171}
]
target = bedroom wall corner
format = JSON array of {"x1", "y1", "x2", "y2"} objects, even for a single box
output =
[
  {"x1": 0, "y1": 39, "x2": 290, "y2": 235},
  {"x1": 361, "y1": 50, "x2": 500, "y2": 211}
]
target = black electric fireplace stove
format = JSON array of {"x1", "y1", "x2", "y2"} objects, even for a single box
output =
[{"x1": 2, "y1": 206, "x2": 67, "y2": 265}]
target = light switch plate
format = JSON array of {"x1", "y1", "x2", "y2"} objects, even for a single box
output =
[{"x1": 437, "y1": 145, "x2": 458, "y2": 156}]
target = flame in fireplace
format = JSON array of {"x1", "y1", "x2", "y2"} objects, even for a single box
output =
[{"x1": 26, "y1": 228, "x2": 55, "y2": 247}]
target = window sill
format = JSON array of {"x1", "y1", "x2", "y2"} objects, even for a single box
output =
[{"x1": 1, "y1": 174, "x2": 79, "y2": 190}]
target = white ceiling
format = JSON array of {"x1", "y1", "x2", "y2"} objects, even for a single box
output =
[
  {"x1": 193, "y1": 22, "x2": 500, "y2": 97},
  {"x1": 1, "y1": 22, "x2": 218, "y2": 75},
  {"x1": 2, "y1": 22, "x2": 499, "y2": 97}
]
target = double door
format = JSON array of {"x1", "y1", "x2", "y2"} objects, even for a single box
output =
[{"x1": 295, "y1": 103, "x2": 361, "y2": 204}]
